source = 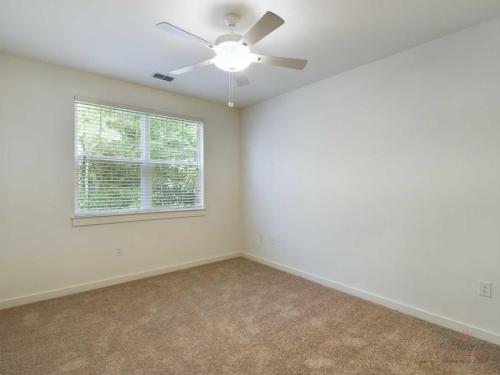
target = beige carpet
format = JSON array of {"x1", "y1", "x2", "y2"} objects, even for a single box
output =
[{"x1": 1, "y1": 258, "x2": 499, "y2": 374}]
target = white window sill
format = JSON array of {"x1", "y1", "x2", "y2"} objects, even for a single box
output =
[{"x1": 72, "y1": 209, "x2": 206, "y2": 227}]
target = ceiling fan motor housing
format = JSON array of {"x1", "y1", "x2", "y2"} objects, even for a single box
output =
[{"x1": 215, "y1": 33, "x2": 243, "y2": 46}]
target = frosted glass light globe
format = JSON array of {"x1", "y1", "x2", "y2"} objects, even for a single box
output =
[{"x1": 213, "y1": 41, "x2": 251, "y2": 72}]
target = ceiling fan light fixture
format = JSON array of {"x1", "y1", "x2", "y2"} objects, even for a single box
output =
[{"x1": 213, "y1": 41, "x2": 252, "y2": 72}]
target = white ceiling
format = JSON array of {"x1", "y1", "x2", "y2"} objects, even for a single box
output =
[{"x1": 1, "y1": 1, "x2": 499, "y2": 107}]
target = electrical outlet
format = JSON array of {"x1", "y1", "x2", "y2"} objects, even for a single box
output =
[
  {"x1": 478, "y1": 281, "x2": 492, "y2": 298},
  {"x1": 271, "y1": 238, "x2": 276, "y2": 246},
  {"x1": 259, "y1": 234, "x2": 263, "y2": 244},
  {"x1": 115, "y1": 248, "x2": 123, "y2": 257}
]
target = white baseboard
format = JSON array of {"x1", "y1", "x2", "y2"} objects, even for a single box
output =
[
  {"x1": 243, "y1": 252, "x2": 500, "y2": 346},
  {"x1": 0, "y1": 252, "x2": 242, "y2": 310}
]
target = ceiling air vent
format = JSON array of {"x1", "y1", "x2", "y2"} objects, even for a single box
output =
[{"x1": 152, "y1": 73, "x2": 174, "y2": 82}]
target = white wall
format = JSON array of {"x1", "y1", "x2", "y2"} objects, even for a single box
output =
[
  {"x1": 242, "y1": 18, "x2": 500, "y2": 342},
  {"x1": 0, "y1": 53, "x2": 241, "y2": 305}
]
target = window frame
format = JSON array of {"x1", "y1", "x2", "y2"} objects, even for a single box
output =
[{"x1": 73, "y1": 96, "x2": 205, "y2": 220}]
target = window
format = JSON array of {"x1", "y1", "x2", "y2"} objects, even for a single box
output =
[{"x1": 74, "y1": 99, "x2": 204, "y2": 217}]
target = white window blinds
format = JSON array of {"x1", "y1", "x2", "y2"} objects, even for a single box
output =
[{"x1": 74, "y1": 100, "x2": 204, "y2": 216}]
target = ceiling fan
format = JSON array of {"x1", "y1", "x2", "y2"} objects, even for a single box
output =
[{"x1": 156, "y1": 11, "x2": 307, "y2": 107}]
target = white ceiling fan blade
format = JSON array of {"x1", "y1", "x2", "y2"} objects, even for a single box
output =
[
  {"x1": 156, "y1": 22, "x2": 213, "y2": 49},
  {"x1": 170, "y1": 59, "x2": 214, "y2": 75},
  {"x1": 252, "y1": 54, "x2": 307, "y2": 70},
  {"x1": 233, "y1": 72, "x2": 250, "y2": 87},
  {"x1": 242, "y1": 11, "x2": 284, "y2": 46}
]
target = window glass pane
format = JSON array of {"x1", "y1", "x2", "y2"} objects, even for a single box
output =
[
  {"x1": 149, "y1": 116, "x2": 199, "y2": 162},
  {"x1": 77, "y1": 159, "x2": 141, "y2": 211},
  {"x1": 76, "y1": 104, "x2": 141, "y2": 159},
  {"x1": 76, "y1": 103, "x2": 101, "y2": 156},
  {"x1": 152, "y1": 164, "x2": 201, "y2": 208}
]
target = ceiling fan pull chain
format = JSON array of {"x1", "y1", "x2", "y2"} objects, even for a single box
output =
[{"x1": 228, "y1": 72, "x2": 234, "y2": 108}]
